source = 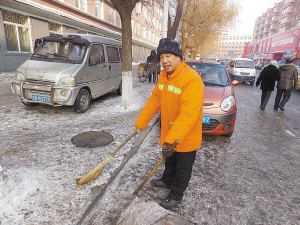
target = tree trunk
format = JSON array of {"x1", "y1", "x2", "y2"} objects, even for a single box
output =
[
  {"x1": 167, "y1": 0, "x2": 184, "y2": 39},
  {"x1": 120, "y1": 13, "x2": 132, "y2": 109}
]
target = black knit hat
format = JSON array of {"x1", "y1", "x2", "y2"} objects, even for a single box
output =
[
  {"x1": 286, "y1": 58, "x2": 293, "y2": 64},
  {"x1": 157, "y1": 38, "x2": 183, "y2": 60}
]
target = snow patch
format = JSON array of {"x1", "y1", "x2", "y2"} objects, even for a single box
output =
[{"x1": 285, "y1": 130, "x2": 295, "y2": 137}]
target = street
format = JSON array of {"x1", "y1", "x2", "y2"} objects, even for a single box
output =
[{"x1": 1, "y1": 68, "x2": 300, "y2": 224}]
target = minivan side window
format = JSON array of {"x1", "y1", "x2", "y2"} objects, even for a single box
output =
[
  {"x1": 90, "y1": 45, "x2": 105, "y2": 63},
  {"x1": 107, "y1": 46, "x2": 120, "y2": 63}
]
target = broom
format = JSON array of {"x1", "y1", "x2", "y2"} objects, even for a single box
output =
[
  {"x1": 76, "y1": 128, "x2": 139, "y2": 185},
  {"x1": 133, "y1": 140, "x2": 179, "y2": 195}
]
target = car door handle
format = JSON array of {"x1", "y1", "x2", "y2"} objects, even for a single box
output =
[{"x1": 109, "y1": 65, "x2": 111, "y2": 70}]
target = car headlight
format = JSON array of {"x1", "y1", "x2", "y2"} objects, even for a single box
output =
[
  {"x1": 15, "y1": 71, "x2": 25, "y2": 81},
  {"x1": 221, "y1": 95, "x2": 235, "y2": 112},
  {"x1": 58, "y1": 77, "x2": 76, "y2": 87}
]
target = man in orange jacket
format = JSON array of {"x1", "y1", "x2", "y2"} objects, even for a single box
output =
[{"x1": 135, "y1": 38, "x2": 204, "y2": 210}]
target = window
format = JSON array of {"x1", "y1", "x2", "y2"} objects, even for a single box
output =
[
  {"x1": 106, "y1": 46, "x2": 120, "y2": 62},
  {"x1": 76, "y1": 0, "x2": 87, "y2": 12},
  {"x1": 3, "y1": 10, "x2": 31, "y2": 52},
  {"x1": 109, "y1": 6, "x2": 116, "y2": 24},
  {"x1": 147, "y1": 30, "x2": 151, "y2": 40},
  {"x1": 90, "y1": 45, "x2": 105, "y2": 63},
  {"x1": 135, "y1": 22, "x2": 141, "y2": 35},
  {"x1": 141, "y1": 47, "x2": 144, "y2": 58},
  {"x1": 142, "y1": 26, "x2": 146, "y2": 38},
  {"x1": 95, "y1": 0, "x2": 103, "y2": 19},
  {"x1": 142, "y1": 6, "x2": 147, "y2": 18},
  {"x1": 136, "y1": 2, "x2": 141, "y2": 14}
]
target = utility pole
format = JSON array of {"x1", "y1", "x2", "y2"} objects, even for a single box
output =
[{"x1": 162, "y1": 0, "x2": 169, "y2": 38}]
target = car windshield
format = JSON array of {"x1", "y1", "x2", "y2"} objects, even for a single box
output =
[
  {"x1": 31, "y1": 41, "x2": 87, "y2": 63},
  {"x1": 186, "y1": 62, "x2": 230, "y2": 86},
  {"x1": 235, "y1": 60, "x2": 254, "y2": 69}
]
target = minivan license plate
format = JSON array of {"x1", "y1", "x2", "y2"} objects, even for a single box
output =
[
  {"x1": 202, "y1": 116, "x2": 210, "y2": 124},
  {"x1": 32, "y1": 95, "x2": 51, "y2": 103}
]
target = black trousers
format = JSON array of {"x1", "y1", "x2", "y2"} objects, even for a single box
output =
[
  {"x1": 274, "y1": 89, "x2": 291, "y2": 108},
  {"x1": 160, "y1": 150, "x2": 197, "y2": 201}
]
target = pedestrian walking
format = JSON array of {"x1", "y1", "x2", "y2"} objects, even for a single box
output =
[
  {"x1": 146, "y1": 50, "x2": 160, "y2": 83},
  {"x1": 256, "y1": 60, "x2": 280, "y2": 110},
  {"x1": 274, "y1": 58, "x2": 298, "y2": 111},
  {"x1": 135, "y1": 38, "x2": 204, "y2": 210}
]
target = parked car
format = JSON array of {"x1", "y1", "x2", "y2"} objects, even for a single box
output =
[
  {"x1": 11, "y1": 33, "x2": 122, "y2": 113},
  {"x1": 255, "y1": 63, "x2": 264, "y2": 70},
  {"x1": 186, "y1": 60, "x2": 239, "y2": 137},
  {"x1": 227, "y1": 58, "x2": 256, "y2": 85}
]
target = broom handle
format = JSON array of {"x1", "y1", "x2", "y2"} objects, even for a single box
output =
[
  {"x1": 110, "y1": 129, "x2": 139, "y2": 158},
  {"x1": 133, "y1": 157, "x2": 164, "y2": 196},
  {"x1": 133, "y1": 140, "x2": 179, "y2": 195}
]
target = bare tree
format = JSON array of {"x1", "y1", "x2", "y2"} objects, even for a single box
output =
[
  {"x1": 181, "y1": 0, "x2": 239, "y2": 59},
  {"x1": 110, "y1": 0, "x2": 139, "y2": 109}
]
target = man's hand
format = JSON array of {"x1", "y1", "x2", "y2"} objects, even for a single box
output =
[{"x1": 162, "y1": 140, "x2": 179, "y2": 159}]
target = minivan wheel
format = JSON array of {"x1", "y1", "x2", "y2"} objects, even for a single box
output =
[
  {"x1": 22, "y1": 101, "x2": 39, "y2": 107},
  {"x1": 73, "y1": 89, "x2": 91, "y2": 113},
  {"x1": 117, "y1": 80, "x2": 122, "y2": 95},
  {"x1": 250, "y1": 81, "x2": 255, "y2": 85}
]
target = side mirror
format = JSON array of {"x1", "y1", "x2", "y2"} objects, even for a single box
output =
[
  {"x1": 231, "y1": 80, "x2": 239, "y2": 87},
  {"x1": 89, "y1": 56, "x2": 100, "y2": 66}
]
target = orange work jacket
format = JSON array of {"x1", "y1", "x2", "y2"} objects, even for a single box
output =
[{"x1": 135, "y1": 61, "x2": 204, "y2": 152}]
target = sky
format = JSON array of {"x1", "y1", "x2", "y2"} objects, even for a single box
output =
[{"x1": 229, "y1": 0, "x2": 280, "y2": 36}]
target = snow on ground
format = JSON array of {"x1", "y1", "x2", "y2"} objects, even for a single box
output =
[{"x1": 0, "y1": 68, "x2": 160, "y2": 224}]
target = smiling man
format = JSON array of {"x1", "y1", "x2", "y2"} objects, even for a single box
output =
[{"x1": 135, "y1": 38, "x2": 204, "y2": 210}]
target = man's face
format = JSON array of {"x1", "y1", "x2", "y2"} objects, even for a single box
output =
[{"x1": 160, "y1": 53, "x2": 181, "y2": 74}]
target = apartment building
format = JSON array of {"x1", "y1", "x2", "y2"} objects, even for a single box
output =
[
  {"x1": 214, "y1": 34, "x2": 252, "y2": 60},
  {"x1": 246, "y1": 0, "x2": 300, "y2": 65},
  {"x1": 0, "y1": 0, "x2": 163, "y2": 71}
]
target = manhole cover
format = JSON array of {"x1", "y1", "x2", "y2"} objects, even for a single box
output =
[{"x1": 71, "y1": 130, "x2": 113, "y2": 148}]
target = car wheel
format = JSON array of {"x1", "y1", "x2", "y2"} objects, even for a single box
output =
[
  {"x1": 223, "y1": 128, "x2": 234, "y2": 137},
  {"x1": 250, "y1": 81, "x2": 255, "y2": 85},
  {"x1": 117, "y1": 80, "x2": 122, "y2": 95},
  {"x1": 73, "y1": 89, "x2": 91, "y2": 113},
  {"x1": 22, "y1": 101, "x2": 39, "y2": 107}
]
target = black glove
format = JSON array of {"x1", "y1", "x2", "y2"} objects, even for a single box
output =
[{"x1": 162, "y1": 142, "x2": 176, "y2": 159}]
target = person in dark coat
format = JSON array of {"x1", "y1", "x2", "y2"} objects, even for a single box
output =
[
  {"x1": 274, "y1": 58, "x2": 298, "y2": 111},
  {"x1": 256, "y1": 60, "x2": 280, "y2": 110},
  {"x1": 146, "y1": 50, "x2": 160, "y2": 83},
  {"x1": 34, "y1": 38, "x2": 43, "y2": 51}
]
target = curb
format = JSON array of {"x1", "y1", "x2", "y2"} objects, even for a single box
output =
[{"x1": 75, "y1": 117, "x2": 160, "y2": 225}]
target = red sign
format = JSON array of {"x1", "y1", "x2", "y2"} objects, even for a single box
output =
[{"x1": 269, "y1": 27, "x2": 300, "y2": 53}]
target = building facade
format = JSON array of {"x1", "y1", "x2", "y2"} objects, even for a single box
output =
[
  {"x1": 247, "y1": 0, "x2": 300, "y2": 65},
  {"x1": 214, "y1": 34, "x2": 252, "y2": 60},
  {"x1": 0, "y1": 0, "x2": 163, "y2": 72}
]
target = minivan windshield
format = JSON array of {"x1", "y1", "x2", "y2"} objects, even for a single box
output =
[
  {"x1": 31, "y1": 41, "x2": 87, "y2": 64},
  {"x1": 235, "y1": 60, "x2": 254, "y2": 69},
  {"x1": 186, "y1": 62, "x2": 230, "y2": 86}
]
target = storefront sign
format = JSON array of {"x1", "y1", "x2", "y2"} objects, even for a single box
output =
[
  {"x1": 284, "y1": 50, "x2": 293, "y2": 58},
  {"x1": 272, "y1": 37, "x2": 293, "y2": 47},
  {"x1": 253, "y1": 55, "x2": 260, "y2": 60}
]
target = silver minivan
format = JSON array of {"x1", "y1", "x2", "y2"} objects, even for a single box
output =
[{"x1": 11, "y1": 33, "x2": 122, "y2": 113}]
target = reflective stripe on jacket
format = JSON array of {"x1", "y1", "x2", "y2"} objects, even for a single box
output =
[{"x1": 135, "y1": 61, "x2": 204, "y2": 152}]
